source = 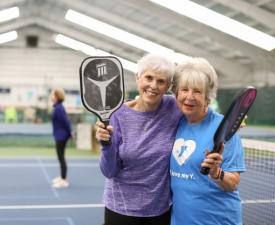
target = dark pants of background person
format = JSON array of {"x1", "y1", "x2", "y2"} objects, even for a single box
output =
[
  {"x1": 103, "y1": 207, "x2": 171, "y2": 225},
  {"x1": 55, "y1": 140, "x2": 68, "y2": 179}
]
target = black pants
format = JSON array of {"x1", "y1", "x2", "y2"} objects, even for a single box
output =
[
  {"x1": 103, "y1": 207, "x2": 171, "y2": 225},
  {"x1": 55, "y1": 140, "x2": 68, "y2": 179}
]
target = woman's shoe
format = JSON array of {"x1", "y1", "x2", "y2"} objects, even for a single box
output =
[
  {"x1": 52, "y1": 176, "x2": 61, "y2": 184},
  {"x1": 52, "y1": 179, "x2": 69, "y2": 188}
]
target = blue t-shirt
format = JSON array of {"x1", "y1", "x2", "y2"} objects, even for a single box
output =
[{"x1": 170, "y1": 108, "x2": 245, "y2": 225}]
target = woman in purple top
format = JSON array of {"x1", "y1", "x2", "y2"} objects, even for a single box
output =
[
  {"x1": 96, "y1": 54, "x2": 182, "y2": 225},
  {"x1": 50, "y1": 88, "x2": 72, "y2": 188}
]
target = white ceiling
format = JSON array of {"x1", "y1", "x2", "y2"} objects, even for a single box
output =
[{"x1": 1, "y1": 0, "x2": 275, "y2": 89}]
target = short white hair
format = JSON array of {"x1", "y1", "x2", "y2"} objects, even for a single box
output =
[
  {"x1": 172, "y1": 57, "x2": 218, "y2": 105},
  {"x1": 137, "y1": 53, "x2": 175, "y2": 83}
]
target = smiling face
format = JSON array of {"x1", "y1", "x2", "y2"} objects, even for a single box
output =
[
  {"x1": 172, "y1": 58, "x2": 218, "y2": 124},
  {"x1": 176, "y1": 84, "x2": 207, "y2": 124},
  {"x1": 136, "y1": 70, "x2": 170, "y2": 111}
]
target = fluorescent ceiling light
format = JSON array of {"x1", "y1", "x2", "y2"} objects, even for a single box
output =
[
  {"x1": 0, "y1": 7, "x2": 19, "y2": 23},
  {"x1": 0, "y1": 31, "x2": 18, "y2": 44},
  {"x1": 55, "y1": 34, "x2": 137, "y2": 72},
  {"x1": 149, "y1": 0, "x2": 275, "y2": 51},
  {"x1": 65, "y1": 9, "x2": 188, "y2": 62}
]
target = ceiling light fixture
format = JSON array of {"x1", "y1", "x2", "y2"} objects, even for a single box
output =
[
  {"x1": 0, "y1": 31, "x2": 18, "y2": 44},
  {"x1": 149, "y1": 0, "x2": 275, "y2": 51},
  {"x1": 55, "y1": 34, "x2": 137, "y2": 72},
  {"x1": 0, "y1": 7, "x2": 19, "y2": 23},
  {"x1": 65, "y1": 9, "x2": 189, "y2": 62}
]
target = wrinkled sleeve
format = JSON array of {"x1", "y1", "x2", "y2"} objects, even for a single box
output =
[
  {"x1": 221, "y1": 133, "x2": 246, "y2": 173},
  {"x1": 99, "y1": 114, "x2": 122, "y2": 178}
]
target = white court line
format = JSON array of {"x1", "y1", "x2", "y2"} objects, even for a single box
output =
[
  {"x1": 0, "y1": 203, "x2": 104, "y2": 210},
  {"x1": 242, "y1": 199, "x2": 275, "y2": 204},
  {"x1": 36, "y1": 157, "x2": 59, "y2": 198},
  {"x1": 0, "y1": 217, "x2": 75, "y2": 225},
  {"x1": 0, "y1": 156, "x2": 99, "y2": 160},
  {"x1": 0, "y1": 217, "x2": 71, "y2": 221},
  {"x1": 0, "y1": 163, "x2": 98, "y2": 167},
  {"x1": 67, "y1": 217, "x2": 75, "y2": 225}
]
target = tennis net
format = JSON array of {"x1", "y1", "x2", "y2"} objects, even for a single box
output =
[{"x1": 240, "y1": 138, "x2": 275, "y2": 225}]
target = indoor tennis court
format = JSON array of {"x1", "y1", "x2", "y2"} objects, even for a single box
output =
[{"x1": 1, "y1": 0, "x2": 275, "y2": 225}]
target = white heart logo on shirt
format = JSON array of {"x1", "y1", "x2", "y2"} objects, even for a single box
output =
[{"x1": 172, "y1": 138, "x2": 196, "y2": 166}]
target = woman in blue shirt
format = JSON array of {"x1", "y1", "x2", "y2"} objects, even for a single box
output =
[
  {"x1": 50, "y1": 88, "x2": 72, "y2": 188},
  {"x1": 170, "y1": 57, "x2": 245, "y2": 225}
]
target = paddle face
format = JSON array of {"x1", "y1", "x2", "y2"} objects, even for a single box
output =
[
  {"x1": 79, "y1": 56, "x2": 125, "y2": 123},
  {"x1": 200, "y1": 86, "x2": 257, "y2": 175},
  {"x1": 213, "y1": 86, "x2": 257, "y2": 152}
]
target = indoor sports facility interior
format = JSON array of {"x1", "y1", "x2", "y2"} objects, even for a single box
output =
[{"x1": 0, "y1": 0, "x2": 275, "y2": 224}]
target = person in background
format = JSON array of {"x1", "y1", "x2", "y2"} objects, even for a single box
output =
[
  {"x1": 50, "y1": 88, "x2": 73, "y2": 188},
  {"x1": 96, "y1": 53, "x2": 182, "y2": 225},
  {"x1": 170, "y1": 57, "x2": 245, "y2": 225}
]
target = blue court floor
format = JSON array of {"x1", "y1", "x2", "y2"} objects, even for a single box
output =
[
  {"x1": 0, "y1": 152, "x2": 274, "y2": 225},
  {"x1": 0, "y1": 157, "x2": 105, "y2": 225}
]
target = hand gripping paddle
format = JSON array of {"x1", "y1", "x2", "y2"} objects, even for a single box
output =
[
  {"x1": 200, "y1": 86, "x2": 257, "y2": 175},
  {"x1": 79, "y1": 56, "x2": 125, "y2": 145}
]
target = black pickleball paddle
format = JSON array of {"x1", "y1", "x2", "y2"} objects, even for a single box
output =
[
  {"x1": 200, "y1": 86, "x2": 257, "y2": 175},
  {"x1": 79, "y1": 56, "x2": 125, "y2": 145}
]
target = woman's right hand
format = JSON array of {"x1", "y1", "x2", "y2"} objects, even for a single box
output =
[{"x1": 95, "y1": 121, "x2": 113, "y2": 142}]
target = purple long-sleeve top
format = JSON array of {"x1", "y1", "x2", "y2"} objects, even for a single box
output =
[
  {"x1": 100, "y1": 95, "x2": 182, "y2": 217},
  {"x1": 51, "y1": 102, "x2": 72, "y2": 141}
]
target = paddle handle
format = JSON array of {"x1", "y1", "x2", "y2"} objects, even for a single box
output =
[
  {"x1": 200, "y1": 142, "x2": 222, "y2": 175},
  {"x1": 101, "y1": 120, "x2": 111, "y2": 146},
  {"x1": 200, "y1": 166, "x2": 210, "y2": 175}
]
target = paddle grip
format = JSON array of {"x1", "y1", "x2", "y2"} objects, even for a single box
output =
[
  {"x1": 100, "y1": 120, "x2": 111, "y2": 146},
  {"x1": 200, "y1": 166, "x2": 210, "y2": 175},
  {"x1": 200, "y1": 142, "x2": 222, "y2": 175}
]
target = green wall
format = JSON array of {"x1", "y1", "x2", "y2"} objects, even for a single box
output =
[
  {"x1": 217, "y1": 86, "x2": 275, "y2": 126},
  {"x1": 128, "y1": 86, "x2": 275, "y2": 126}
]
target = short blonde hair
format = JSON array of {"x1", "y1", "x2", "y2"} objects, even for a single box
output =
[
  {"x1": 53, "y1": 88, "x2": 65, "y2": 102},
  {"x1": 137, "y1": 53, "x2": 175, "y2": 84},
  {"x1": 172, "y1": 57, "x2": 218, "y2": 105}
]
